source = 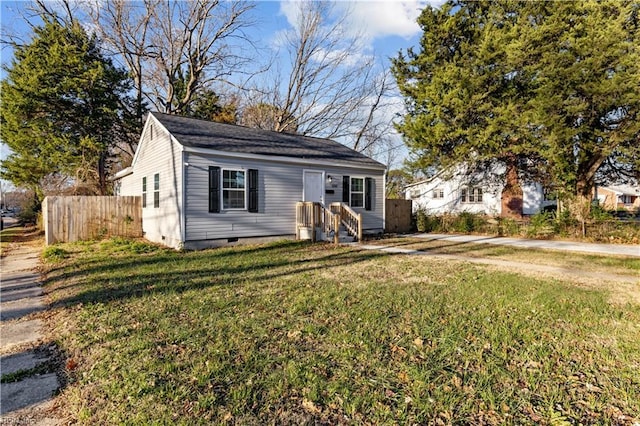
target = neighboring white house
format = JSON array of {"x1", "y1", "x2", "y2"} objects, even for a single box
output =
[
  {"x1": 405, "y1": 167, "x2": 556, "y2": 217},
  {"x1": 114, "y1": 112, "x2": 387, "y2": 249}
]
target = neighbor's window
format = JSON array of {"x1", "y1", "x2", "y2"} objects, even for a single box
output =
[
  {"x1": 350, "y1": 177, "x2": 364, "y2": 208},
  {"x1": 223, "y1": 169, "x2": 246, "y2": 209},
  {"x1": 461, "y1": 187, "x2": 483, "y2": 203},
  {"x1": 621, "y1": 195, "x2": 633, "y2": 205},
  {"x1": 433, "y1": 188, "x2": 444, "y2": 199},
  {"x1": 153, "y1": 173, "x2": 160, "y2": 208},
  {"x1": 142, "y1": 177, "x2": 147, "y2": 208}
]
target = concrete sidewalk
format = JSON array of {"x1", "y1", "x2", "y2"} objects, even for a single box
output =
[
  {"x1": 1, "y1": 240, "x2": 60, "y2": 424},
  {"x1": 411, "y1": 233, "x2": 640, "y2": 257}
]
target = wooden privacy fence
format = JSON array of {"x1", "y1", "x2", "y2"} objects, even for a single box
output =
[
  {"x1": 42, "y1": 196, "x2": 142, "y2": 245},
  {"x1": 385, "y1": 199, "x2": 413, "y2": 233}
]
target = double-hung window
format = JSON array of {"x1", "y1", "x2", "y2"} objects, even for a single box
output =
[
  {"x1": 222, "y1": 169, "x2": 246, "y2": 209},
  {"x1": 350, "y1": 177, "x2": 364, "y2": 208},
  {"x1": 343, "y1": 175, "x2": 373, "y2": 210},
  {"x1": 142, "y1": 177, "x2": 147, "y2": 208},
  {"x1": 433, "y1": 188, "x2": 444, "y2": 199},
  {"x1": 153, "y1": 173, "x2": 160, "y2": 208},
  {"x1": 461, "y1": 187, "x2": 483, "y2": 203}
]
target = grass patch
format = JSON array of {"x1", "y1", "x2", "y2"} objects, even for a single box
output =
[
  {"x1": 43, "y1": 246, "x2": 69, "y2": 262},
  {"x1": 44, "y1": 239, "x2": 640, "y2": 424}
]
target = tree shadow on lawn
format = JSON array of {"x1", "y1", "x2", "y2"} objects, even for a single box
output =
[
  {"x1": 43, "y1": 240, "x2": 303, "y2": 289},
  {"x1": 45, "y1": 241, "x2": 390, "y2": 309},
  {"x1": 372, "y1": 236, "x2": 500, "y2": 256}
]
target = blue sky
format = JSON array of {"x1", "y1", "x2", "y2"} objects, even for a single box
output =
[{"x1": 0, "y1": 1, "x2": 441, "y2": 170}]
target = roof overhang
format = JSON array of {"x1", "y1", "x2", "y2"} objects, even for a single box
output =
[
  {"x1": 111, "y1": 167, "x2": 133, "y2": 180},
  {"x1": 182, "y1": 145, "x2": 387, "y2": 172}
]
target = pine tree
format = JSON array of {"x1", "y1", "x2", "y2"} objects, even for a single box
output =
[
  {"x1": 393, "y1": 0, "x2": 640, "y2": 218},
  {"x1": 0, "y1": 18, "x2": 133, "y2": 198},
  {"x1": 517, "y1": 1, "x2": 640, "y2": 214}
]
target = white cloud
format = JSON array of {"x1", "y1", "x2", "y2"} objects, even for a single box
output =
[
  {"x1": 337, "y1": 1, "x2": 432, "y2": 41},
  {"x1": 278, "y1": 0, "x2": 444, "y2": 46}
]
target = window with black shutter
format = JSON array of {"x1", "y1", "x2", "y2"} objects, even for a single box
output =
[
  {"x1": 209, "y1": 166, "x2": 220, "y2": 213},
  {"x1": 365, "y1": 177, "x2": 373, "y2": 211},
  {"x1": 342, "y1": 176, "x2": 350, "y2": 203},
  {"x1": 248, "y1": 169, "x2": 259, "y2": 213}
]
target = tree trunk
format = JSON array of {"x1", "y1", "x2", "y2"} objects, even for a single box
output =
[{"x1": 500, "y1": 157, "x2": 523, "y2": 218}]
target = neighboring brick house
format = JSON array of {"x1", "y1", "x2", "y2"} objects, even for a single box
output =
[{"x1": 594, "y1": 185, "x2": 640, "y2": 212}]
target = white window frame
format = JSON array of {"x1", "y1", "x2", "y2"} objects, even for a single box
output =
[
  {"x1": 350, "y1": 176, "x2": 365, "y2": 208},
  {"x1": 433, "y1": 188, "x2": 444, "y2": 199},
  {"x1": 222, "y1": 169, "x2": 247, "y2": 210},
  {"x1": 153, "y1": 173, "x2": 160, "y2": 208},
  {"x1": 461, "y1": 187, "x2": 483, "y2": 203},
  {"x1": 142, "y1": 177, "x2": 147, "y2": 208}
]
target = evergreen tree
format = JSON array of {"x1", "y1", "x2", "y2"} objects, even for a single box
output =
[
  {"x1": 517, "y1": 1, "x2": 640, "y2": 213},
  {"x1": 393, "y1": 0, "x2": 640, "y2": 217},
  {"x1": 0, "y1": 18, "x2": 133, "y2": 198}
]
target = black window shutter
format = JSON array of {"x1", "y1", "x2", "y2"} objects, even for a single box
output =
[
  {"x1": 365, "y1": 177, "x2": 373, "y2": 211},
  {"x1": 248, "y1": 169, "x2": 259, "y2": 213},
  {"x1": 342, "y1": 176, "x2": 350, "y2": 203},
  {"x1": 209, "y1": 166, "x2": 220, "y2": 213}
]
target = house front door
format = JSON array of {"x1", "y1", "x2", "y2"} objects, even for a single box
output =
[{"x1": 303, "y1": 170, "x2": 324, "y2": 204}]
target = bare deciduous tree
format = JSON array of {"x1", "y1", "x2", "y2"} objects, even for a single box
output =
[
  {"x1": 245, "y1": 1, "x2": 397, "y2": 156},
  {"x1": 87, "y1": 0, "x2": 256, "y2": 116}
]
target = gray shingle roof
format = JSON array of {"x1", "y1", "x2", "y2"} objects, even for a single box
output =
[{"x1": 152, "y1": 112, "x2": 385, "y2": 169}]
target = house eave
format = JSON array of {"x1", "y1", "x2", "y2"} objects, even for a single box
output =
[
  {"x1": 182, "y1": 145, "x2": 387, "y2": 172},
  {"x1": 111, "y1": 167, "x2": 133, "y2": 180}
]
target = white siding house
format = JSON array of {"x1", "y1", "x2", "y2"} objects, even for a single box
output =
[
  {"x1": 405, "y1": 168, "x2": 556, "y2": 216},
  {"x1": 115, "y1": 113, "x2": 386, "y2": 249}
]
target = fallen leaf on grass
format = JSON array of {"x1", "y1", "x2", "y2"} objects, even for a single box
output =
[{"x1": 302, "y1": 398, "x2": 320, "y2": 414}]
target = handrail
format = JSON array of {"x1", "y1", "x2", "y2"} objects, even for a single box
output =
[
  {"x1": 330, "y1": 202, "x2": 362, "y2": 242},
  {"x1": 295, "y1": 202, "x2": 340, "y2": 244}
]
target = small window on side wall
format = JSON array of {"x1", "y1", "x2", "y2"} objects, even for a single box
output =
[
  {"x1": 153, "y1": 173, "x2": 159, "y2": 208},
  {"x1": 142, "y1": 177, "x2": 147, "y2": 208}
]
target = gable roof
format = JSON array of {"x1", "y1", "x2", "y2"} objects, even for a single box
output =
[{"x1": 151, "y1": 112, "x2": 386, "y2": 170}]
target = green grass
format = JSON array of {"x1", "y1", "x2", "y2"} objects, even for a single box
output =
[{"x1": 44, "y1": 238, "x2": 640, "y2": 424}]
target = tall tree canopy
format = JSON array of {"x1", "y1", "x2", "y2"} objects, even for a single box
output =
[
  {"x1": 87, "y1": 0, "x2": 255, "y2": 120},
  {"x1": 393, "y1": 0, "x2": 640, "y2": 215},
  {"x1": 0, "y1": 18, "x2": 133, "y2": 198},
  {"x1": 247, "y1": 1, "x2": 396, "y2": 155}
]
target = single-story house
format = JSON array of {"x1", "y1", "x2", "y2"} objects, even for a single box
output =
[
  {"x1": 405, "y1": 167, "x2": 556, "y2": 217},
  {"x1": 594, "y1": 184, "x2": 640, "y2": 212},
  {"x1": 114, "y1": 112, "x2": 386, "y2": 249}
]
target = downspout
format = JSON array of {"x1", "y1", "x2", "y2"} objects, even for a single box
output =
[
  {"x1": 180, "y1": 149, "x2": 186, "y2": 249},
  {"x1": 382, "y1": 170, "x2": 387, "y2": 234}
]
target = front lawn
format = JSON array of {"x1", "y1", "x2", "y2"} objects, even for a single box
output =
[{"x1": 44, "y1": 238, "x2": 640, "y2": 424}]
